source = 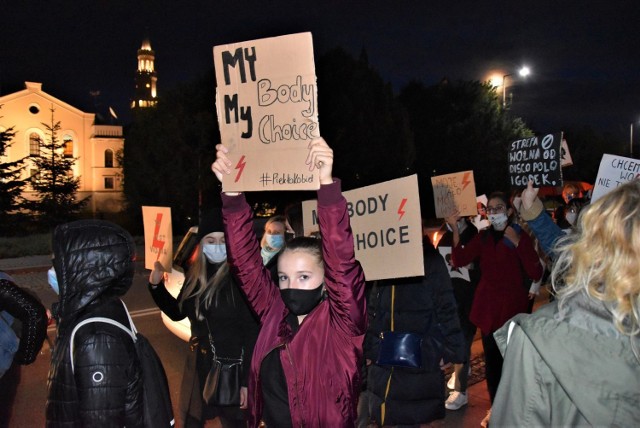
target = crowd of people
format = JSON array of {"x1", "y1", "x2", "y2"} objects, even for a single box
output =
[{"x1": 2, "y1": 138, "x2": 639, "y2": 427}]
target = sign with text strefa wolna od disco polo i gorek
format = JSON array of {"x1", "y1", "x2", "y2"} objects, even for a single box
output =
[
  {"x1": 213, "y1": 32, "x2": 320, "y2": 192},
  {"x1": 431, "y1": 170, "x2": 478, "y2": 218},
  {"x1": 142, "y1": 206, "x2": 173, "y2": 272},
  {"x1": 301, "y1": 175, "x2": 424, "y2": 281},
  {"x1": 508, "y1": 132, "x2": 563, "y2": 188}
]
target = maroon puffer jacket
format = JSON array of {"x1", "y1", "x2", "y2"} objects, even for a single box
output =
[{"x1": 222, "y1": 179, "x2": 367, "y2": 427}]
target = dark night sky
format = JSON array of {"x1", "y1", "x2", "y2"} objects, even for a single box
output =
[{"x1": 2, "y1": 0, "x2": 639, "y2": 139}]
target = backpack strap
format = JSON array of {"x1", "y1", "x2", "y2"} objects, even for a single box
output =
[{"x1": 69, "y1": 300, "x2": 137, "y2": 373}]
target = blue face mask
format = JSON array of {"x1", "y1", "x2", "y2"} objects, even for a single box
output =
[
  {"x1": 202, "y1": 243, "x2": 227, "y2": 264},
  {"x1": 265, "y1": 234, "x2": 284, "y2": 250},
  {"x1": 48, "y1": 267, "x2": 59, "y2": 295}
]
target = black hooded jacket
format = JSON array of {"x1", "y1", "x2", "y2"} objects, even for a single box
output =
[{"x1": 45, "y1": 220, "x2": 144, "y2": 427}]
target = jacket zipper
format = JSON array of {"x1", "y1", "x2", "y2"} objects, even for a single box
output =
[
  {"x1": 284, "y1": 343, "x2": 303, "y2": 427},
  {"x1": 256, "y1": 341, "x2": 287, "y2": 426}
]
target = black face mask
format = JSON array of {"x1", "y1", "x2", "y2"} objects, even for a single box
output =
[{"x1": 280, "y1": 283, "x2": 324, "y2": 315}]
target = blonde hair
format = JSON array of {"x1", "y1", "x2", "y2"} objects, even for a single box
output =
[
  {"x1": 260, "y1": 215, "x2": 286, "y2": 249},
  {"x1": 551, "y1": 180, "x2": 640, "y2": 337},
  {"x1": 180, "y1": 242, "x2": 231, "y2": 317}
]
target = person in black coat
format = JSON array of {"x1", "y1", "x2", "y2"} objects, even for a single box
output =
[
  {"x1": 363, "y1": 242, "x2": 465, "y2": 426},
  {"x1": 149, "y1": 209, "x2": 259, "y2": 428},
  {"x1": 0, "y1": 272, "x2": 48, "y2": 425},
  {"x1": 46, "y1": 220, "x2": 144, "y2": 427}
]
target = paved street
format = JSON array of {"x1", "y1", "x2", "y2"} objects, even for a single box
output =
[{"x1": 2, "y1": 255, "x2": 497, "y2": 427}]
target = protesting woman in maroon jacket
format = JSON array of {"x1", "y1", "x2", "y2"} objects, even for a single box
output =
[
  {"x1": 447, "y1": 191, "x2": 543, "y2": 427},
  {"x1": 211, "y1": 137, "x2": 367, "y2": 428}
]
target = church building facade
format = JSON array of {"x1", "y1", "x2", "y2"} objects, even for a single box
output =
[{"x1": 0, "y1": 82, "x2": 125, "y2": 215}]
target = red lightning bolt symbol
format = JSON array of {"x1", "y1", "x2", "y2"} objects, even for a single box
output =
[
  {"x1": 234, "y1": 155, "x2": 246, "y2": 183},
  {"x1": 151, "y1": 213, "x2": 165, "y2": 261},
  {"x1": 461, "y1": 172, "x2": 472, "y2": 191},
  {"x1": 398, "y1": 198, "x2": 408, "y2": 220}
]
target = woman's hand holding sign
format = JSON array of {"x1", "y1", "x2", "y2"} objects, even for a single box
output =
[
  {"x1": 213, "y1": 138, "x2": 333, "y2": 190},
  {"x1": 306, "y1": 138, "x2": 333, "y2": 185},
  {"x1": 211, "y1": 144, "x2": 240, "y2": 196}
]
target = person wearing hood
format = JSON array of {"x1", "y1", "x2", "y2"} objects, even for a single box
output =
[
  {"x1": 45, "y1": 220, "x2": 143, "y2": 427},
  {"x1": 148, "y1": 208, "x2": 259, "y2": 428},
  {"x1": 447, "y1": 191, "x2": 543, "y2": 427},
  {"x1": 491, "y1": 179, "x2": 640, "y2": 426},
  {"x1": 211, "y1": 137, "x2": 367, "y2": 427}
]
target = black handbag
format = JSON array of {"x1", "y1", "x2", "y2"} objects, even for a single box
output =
[
  {"x1": 202, "y1": 321, "x2": 243, "y2": 407},
  {"x1": 376, "y1": 285, "x2": 423, "y2": 369}
]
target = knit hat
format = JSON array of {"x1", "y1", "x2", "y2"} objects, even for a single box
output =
[{"x1": 197, "y1": 207, "x2": 224, "y2": 241}]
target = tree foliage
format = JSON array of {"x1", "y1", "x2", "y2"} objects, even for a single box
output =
[
  {"x1": 399, "y1": 79, "x2": 533, "y2": 216},
  {"x1": 0, "y1": 117, "x2": 28, "y2": 233},
  {"x1": 123, "y1": 72, "x2": 220, "y2": 235},
  {"x1": 27, "y1": 107, "x2": 87, "y2": 227},
  {"x1": 316, "y1": 48, "x2": 415, "y2": 190},
  {"x1": 560, "y1": 126, "x2": 624, "y2": 183}
]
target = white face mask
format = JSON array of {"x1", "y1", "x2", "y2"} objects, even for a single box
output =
[
  {"x1": 565, "y1": 212, "x2": 578, "y2": 225},
  {"x1": 446, "y1": 219, "x2": 467, "y2": 233},
  {"x1": 488, "y1": 213, "x2": 509, "y2": 231},
  {"x1": 202, "y1": 244, "x2": 226, "y2": 264}
]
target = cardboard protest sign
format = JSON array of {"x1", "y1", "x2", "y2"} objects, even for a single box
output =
[
  {"x1": 560, "y1": 139, "x2": 573, "y2": 167},
  {"x1": 590, "y1": 154, "x2": 640, "y2": 203},
  {"x1": 302, "y1": 175, "x2": 424, "y2": 281},
  {"x1": 142, "y1": 206, "x2": 172, "y2": 271},
  {"x1": 213, "y1": 32, "x2": 320, "y2": 192},
  {"x1": 508, "y1": 133, "x2": 563, "y2": 187},
  {"x1": 431, "y1": 171, "x2": 477, "y2": 218}
]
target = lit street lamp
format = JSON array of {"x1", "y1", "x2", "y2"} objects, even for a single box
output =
[{"x1": 502, "y1": 66, "x2": 530, "y2": 109}]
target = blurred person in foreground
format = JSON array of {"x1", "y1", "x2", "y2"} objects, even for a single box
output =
[
  {"x1": 491, "y1": 179, "x2": 640, "y2": 426},
  {"x1": 0, "y1": 272, "x2": 48, "y2": 425}
]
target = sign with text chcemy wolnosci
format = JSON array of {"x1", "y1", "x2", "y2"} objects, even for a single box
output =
[
  {"x1": 590, "y1": 154, "x2": 640, "y2": 203},
  {"x1": 508, "y1": 132, "x2": 563, "y2": 188},
  {"x1": 142, "y1": 206, "x2": 173, "y2": 272},
  {"x1": 431, "y1": 170, "x2": 477, "y2": 218},
  {"x1": 301, "y1": 175, "x2": 424, "y2": 281},
  {"x1": 213, "y1": 32, "x2": 320, "y2": 192}
]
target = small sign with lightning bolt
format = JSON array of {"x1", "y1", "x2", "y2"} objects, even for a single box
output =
[
  {"x1": 431, "y1": 170, "x2": 477, "y2": 219},
  {"x1": 142, "y1": 206, "x2": 173, "y2": 271}
]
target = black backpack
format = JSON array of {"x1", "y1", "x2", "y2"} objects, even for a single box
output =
[{"x1": 70, "y1": 301, "x2": 175, "y2": 427}]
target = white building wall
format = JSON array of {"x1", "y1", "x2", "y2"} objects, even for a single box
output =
[{"x1": 0, "y1": 82, "x2": 125, "y2": 214}]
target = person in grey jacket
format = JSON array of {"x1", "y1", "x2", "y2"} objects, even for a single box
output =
[
  {"x1": 46, "y1": 220, "x2": 144, "y2": 427},
  {"x1": 491, "y1": 179, "x2": 640, "y2": 426}
]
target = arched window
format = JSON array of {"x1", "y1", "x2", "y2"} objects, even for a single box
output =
[
  {"x1": 63, "y1": 135, "x2": 73, "y2": 158},
  {"x1": 29, "y1": 133, "x2": 41, "y2": 156},
  {"x1": 105, "y1": 149, "x2": 114, "y2": 167}
]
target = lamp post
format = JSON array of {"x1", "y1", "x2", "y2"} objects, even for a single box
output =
[
  {"x1": 631, "y1": 123, "x2": 635, "y2": 158},
  {"x1": 502, "y1": 66, "x2": 530, "y2": 109}
]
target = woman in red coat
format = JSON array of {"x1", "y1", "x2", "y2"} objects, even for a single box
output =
[
  {"x1": 447, "y1": 191, "x2": 542, "y2": 425},
  {"x1": 212, "y1": 137, "x2": 367, "y2": 427}
]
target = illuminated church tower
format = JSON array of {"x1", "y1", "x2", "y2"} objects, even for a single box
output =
[{"x1": 131, "y1": 37, "x2": 157, "y2": 109}]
